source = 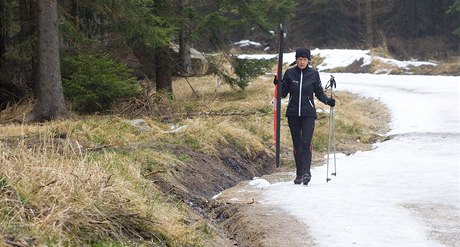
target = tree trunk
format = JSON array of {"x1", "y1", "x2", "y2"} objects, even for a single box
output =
[
  {"x1": 0, "y1": 1, "x2": 6, "y2": 63},
  {"x1": 406, "y1": 0, "x2": 417, "y2": 38},
  {"x1": 71, "y1": 0, "x2": 80, "y2": 31},
  {"x1": 179, "y1": 0, "x2": 192, "y2": 75},
  {"x1": 131, "y1": 42, "x2": 155, "y2": 96},
  {"x1": 365, "y1": 0, "x2": 375, "y2": 48},
  {"x1": 155, "y1": 46, "x2": 173, "y2": 96},
  {"x1": 19, "y1": 0, "x2": 39, "y2": 92},
  {"x1": 179, "y1": 28, "x2": 192, "y2": 75},
  {"x1": 19, "y1": 0, "x2": 36, "y2": 40},
  {"x1": 24, "y1": 0, "x2": 69, "y2": 122}
]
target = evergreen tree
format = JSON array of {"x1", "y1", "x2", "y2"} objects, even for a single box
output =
[
  {"x1": 448, "y1": 0, "x2": 460, "y2": 36},
  {"x1": 24, "y1": 0, "x2": 69, "y2": 122}
]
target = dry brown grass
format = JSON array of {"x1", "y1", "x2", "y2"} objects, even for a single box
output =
[
  {"x1": 0, "y1": 65, "x2": 390, "y2": 245},
  {"x1": 170, "y1": 72, "x2": 389, "y2": 165},
  {"x1": 0, "y1": 119, "x2": 224, "y2": 245},
  {"x1": 414, "y1": 58, "x2": 460, "y2": 76},
  {"x1": 320, "y1": 91, "x2": 389, "y2": 152}
]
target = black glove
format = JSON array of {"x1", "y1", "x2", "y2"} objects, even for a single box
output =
[
  {"x1": 273, "y1": 75, "x2": 279, "y2": 85},
  {"x1": 326, "y1": 98, "x2": 335, "y2": 107}
]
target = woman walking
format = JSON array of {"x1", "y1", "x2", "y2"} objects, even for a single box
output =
[{"x1": 274, "y1": 48, "x2": 335, "y2": 185}]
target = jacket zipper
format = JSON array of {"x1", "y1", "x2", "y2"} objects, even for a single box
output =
[
  {"x1": 308, "y1": 97, "x2": 314, "y2": 108},
  {"x1": 298, "y1": 71, "x2": 303, "y2": 116}
]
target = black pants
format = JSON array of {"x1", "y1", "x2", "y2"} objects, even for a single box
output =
[{"x1": 287, "y1": 116, "x2": 315, "y2": 177}]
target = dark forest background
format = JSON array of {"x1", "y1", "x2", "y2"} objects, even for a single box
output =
[
  {"x1": 0, "y1": 0, "x2": 459, "y2": 120},
  {"x1": 287, "y1": 0, "x2": 459, "y2": 59},
  {"x1": 234, "y1": 0, "x2": 460, "y2": 60}
]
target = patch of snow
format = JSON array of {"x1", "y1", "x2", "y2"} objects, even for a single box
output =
[
  {"x1": 169, "y1": 125, "x2": 188, "y2": 133},
  {"x1": 234, "y1": 40, "x2": 262, "y2": 48},
  {"x1": 374, "y1": 56, "x2": 437, "y2": 68},
  {"x1": 248, "y1": 178, "x2": 270, "y2": 188},
  {"x1": 238, "y1": 48, "x2": 437, "y2": 73},
  {"x1": 323, "y1": 152, "x2": 347, "y2": 159},
  {"x1": 126, "y1": 119, "x2": 151, "y2": 132},
  {"x1": 212, "y1": 192, "x2": 222, "y2": 199}
]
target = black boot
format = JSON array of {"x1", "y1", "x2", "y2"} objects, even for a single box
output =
[
  {"x1": 294, "y1": 175, "x2": 303, "y2": 184},
  {"x1": 302, "y1": 174, "x2": 311, "y2": 186}
]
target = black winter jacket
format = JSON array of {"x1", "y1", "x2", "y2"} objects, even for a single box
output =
[{"x1": 280, "y1": 66, "x2": 329, "y2": 118}]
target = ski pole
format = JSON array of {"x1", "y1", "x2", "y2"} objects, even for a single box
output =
[
  {"x1": 274, "y1": 24, "x2": 286, "y2": 168},
  {"x1": 326, "y1": 75, "x2": 337, "y2": 182}
]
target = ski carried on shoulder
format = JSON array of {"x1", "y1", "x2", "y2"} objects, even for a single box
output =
[{"x1": 274, "y1": 24, "x2": 286, "y2": 168}]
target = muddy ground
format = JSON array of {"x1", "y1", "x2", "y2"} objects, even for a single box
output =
[
  {"x1": 211, "y1": 171, "x2": 317, "y2": 247},
  {"x1": 151, "y1": 135, "x2": 384, "y2": 246}
]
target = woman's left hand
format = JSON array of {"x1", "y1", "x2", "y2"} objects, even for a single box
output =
[{"x1": 326, "y1": 99, "x2": 336, "y2": 107}]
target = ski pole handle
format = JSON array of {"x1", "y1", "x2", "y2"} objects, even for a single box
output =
[
  {"x1": 326, "y1": 75, "x2": 336, "y2": 89},
  {"x1": 325, "y1": 75, "x2": 336, "y2": 99}
]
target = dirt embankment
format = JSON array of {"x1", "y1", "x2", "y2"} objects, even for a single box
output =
[
  {"x1": 149, "y1": 142, "x2": 277, "y2": 245},
  {"x1": 151, "y1": 140, "x2": 314, "y2": 246},
  {"x1": 210, "y1": 172, "x2": 317, "y2": 247},
  {"x1": 151, "y1": 113, "x2": 389, "y2": 246}
]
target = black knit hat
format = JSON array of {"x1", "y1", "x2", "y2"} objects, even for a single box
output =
[{"x1": 295, "y1": 48, "x2": 311, "y2": 60}]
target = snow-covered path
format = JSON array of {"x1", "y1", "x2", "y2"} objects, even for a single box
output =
[{"x1": 259, "y1": 74, "x2": 460, "y2": 246}]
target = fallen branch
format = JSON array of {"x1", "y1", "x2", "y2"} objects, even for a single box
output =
[
  {"x1": 142, "y1": 170, "x2": 167, "y2": 177},
  {"x1": 161, "y1": 110, "x2": 268, "y2": 120}
]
